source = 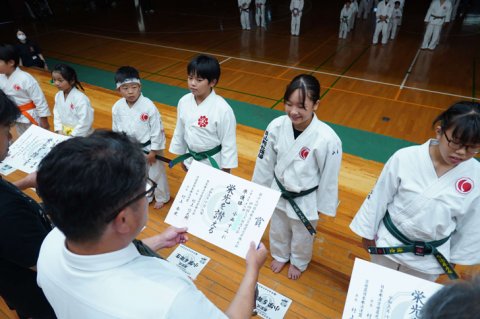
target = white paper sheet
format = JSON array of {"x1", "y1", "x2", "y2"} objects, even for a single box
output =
[
  {"x1": 0, "y1": 162, "x2": 16, "y2": 176},
  {"x1": 256, "y1": 283, "x2": 292, "y2": 319},
  {"x1": 2, "y1": 125, "x2": 70, "y2": 173},
  {"x1": 165, "y1": 161, "x2": 280, "y2": 258},
  {"x1": 343, "y1": 258, "x2": 443, "y2": 319},
  {"x1": 166, "y1": 244, "x2": 210, "y2": 280}
]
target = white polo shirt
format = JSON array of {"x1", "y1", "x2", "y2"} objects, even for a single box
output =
[{"x1": 37, "y1": 228, "x2": 227, "y2": 318}]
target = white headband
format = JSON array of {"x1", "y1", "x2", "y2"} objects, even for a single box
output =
[{"x1": 116, "y1": 78, "x2": 141, "y2": 89}]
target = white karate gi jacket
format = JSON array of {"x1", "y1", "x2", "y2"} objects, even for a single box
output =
[
  {"x1": 350, "y1": 140, "x2": 480, "y2": 274},
  {"x1": 53, "y1": 87, "x2": 94, "y2": 137},
  {"x1": 112, "y1": 94, "x2": 165, "y2": 151},
  {"x1": 169, "y1": 90, "x2": 238, "y2": 169},
  {"x1": 0, "y1": 67, "x2": 50, "y2": 124},
  {"x1": 425, "y1": 0, "x2": 452, "y2": 25},
  {"x1": 252, "y1": 115, "x2": 342, "y2": 221}
]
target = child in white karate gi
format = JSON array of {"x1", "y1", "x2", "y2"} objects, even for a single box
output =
[
  {"x1": 0, "y1": 44, "x2": 50, "y2": 135},
  {"x1": 351, "y1": 101, "x2": 480, "y2": 281},
  {"x1": 252, "y1": 74, "x2": 342, "y2": 280},
  {"x1": 52, "y1": 64, "x2": 94, "y2": 137},
  {"x1": 389, "y1": 1, "x2": 402, "y2": 40},
  {"x1": 290, "y1": 0, "x2": 304, "y2": 36},
  {"x1": 238, "y1": 0, "x2": 252, "y2": 30},
  {"x1": 112, "y1": 66, "x2": 170, "y2": 209},
  {"x1": 340, "y1": 1, "x2": 353, "y2": 39},
  {"x1": 169, "y1": 54, "x2": 238, "y2": 173}
]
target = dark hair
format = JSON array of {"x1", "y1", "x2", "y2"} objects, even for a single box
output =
[
  {"x1": 37, "y1": 130, "x2": 147, "y2": 243},
  {"x1": 421, "y1": 277, "x2": 480, "y2": 319},
  {"x1": 395, "y1": 1, "x2": 400, "y2": 5},
  {"x1": 187, "y1": 54, "x2": 220, "y2": 84},
  {"x1": 0, "y1": 43, "x2": 19, "y2": 67},
  {"x1": 52, "y1": 63, "x2": 84, "y2": 91},
  {"x1": 114, "y1": 66, "x2": 140, "y2": 85},
  {"x1": 0, "y1": 89, "x2": 20, "y2": 126},
  {"x1": 432, "y1": 101, "x2": 480, "y2": 145},
  {"x1": 283, "y1": 74, "x2": 321, "y2": 107}
]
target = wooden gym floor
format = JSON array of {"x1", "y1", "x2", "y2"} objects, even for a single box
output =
[{"x1": 1, "y1": 0, "x2": 480, "y2": 318}]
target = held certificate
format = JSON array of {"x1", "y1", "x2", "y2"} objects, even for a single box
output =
[{"x1": 165, "y1": 161, "x2": 280, "y2": 258}]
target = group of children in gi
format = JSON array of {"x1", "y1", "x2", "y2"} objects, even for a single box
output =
[
  {"x1": 238, "y1": 1, "x2": 303, "y2": 35},
  {"x1": 338, "y1": 0, "x2": 403, "y2": 42},
  {"x1": 2, "y1": 42, "x2": 480, "y2": 284},
  {"x1": 372, "y1": 0, "x2": 404, "y2": 44}
]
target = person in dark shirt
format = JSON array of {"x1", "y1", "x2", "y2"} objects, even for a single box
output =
[
  {"x1": 15, "y1": 29, "x2": 48, "y2": 70},
  {"x1": 0, "y1": 89, "x2": 55, "y2": 319}
]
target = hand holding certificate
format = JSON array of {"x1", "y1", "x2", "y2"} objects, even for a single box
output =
[{"x1": 165, "y1": 161, "x2": 280, "y2": 258}]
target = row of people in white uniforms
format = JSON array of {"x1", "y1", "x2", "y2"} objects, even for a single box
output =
[
  {"x1": 238, "y1": 0, "x2": 267, "y2": 30},
  {"x1": 372, "y1": 0, "x2": 404, "y2": 44},
  {"x1": 0, "y1": 45, "x2": 94, "y2": 138}
]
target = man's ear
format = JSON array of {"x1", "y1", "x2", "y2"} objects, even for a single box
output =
[{"x1": 111, "y1": 209, "x2": 130, "y2": 234}]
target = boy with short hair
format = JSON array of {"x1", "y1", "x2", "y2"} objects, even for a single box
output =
[
  {"x1": 0, "y1": 43, "x2": 50, "y2": 135},
  {"x1": 169, "y1": 54, "x2": 238, "y2": 173},
  {"x1": 112, "y1": 66, "x2": 170, "y2": 209}
]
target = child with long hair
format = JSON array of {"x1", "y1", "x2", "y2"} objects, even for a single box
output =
[
  {"x1": 52, "y1": 63, "x2": 94, "y2": 137},
  {"x1": 252, "y1": 74, "x2": 342, "y2": 280}
]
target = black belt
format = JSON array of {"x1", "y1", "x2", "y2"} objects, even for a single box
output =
[
  {"x1": 274, "y1": 174, "x2": 318, "y2": 235},
  {"x1": 368, "y1": 211, "x2": 459, "y2": 280},
  {"x1": 141, "y1": 140, "x2": 171, "y2": 164},
  {"x1": 431, "y1": 15, "x2": 446, "y2": 20}
]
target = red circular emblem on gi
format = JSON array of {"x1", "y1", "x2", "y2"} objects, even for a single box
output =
[
  {"x1": 198, "y1": 115, "x2": 209, "y2": 128},
  {"x1": 455, "y1": 178, "x2": 473, "y2": 194},
  {"x1": 13, "y1": 84, "x2": 21, "y2": 91},
  {"x1": 70, "y1": 103, "x2": 74, "y2": 110},
  {"x1": 140, "y1": 113, "x2": 149, "y2": 122},
  {"x1": 299, "y1": 147, "x2": 310, "y2": 160}
]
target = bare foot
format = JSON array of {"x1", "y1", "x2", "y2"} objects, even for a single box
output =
[
  {"x1": 287, "y1": 264, "x2": 302, "y2": 280},
  {"x1": 153, "y1": 201, "x2": 165, "y2": 209},
  {"x1": 270, "y1": 260, "x2": 286, "y2": 273}
]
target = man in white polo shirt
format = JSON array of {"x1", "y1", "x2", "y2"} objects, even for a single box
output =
[{"x1": 36, "y1": 130, "x2": 267, "y2": 318}]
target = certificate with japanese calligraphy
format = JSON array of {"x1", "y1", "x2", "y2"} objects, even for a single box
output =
[
  {"x1": 342, "y1": 258, "x2": 442, "y2": 319},
  {"x1": 166, "y1": 244, "x2": 210, "y2": 280},
  {"x1": 256, "y1": 283, "x2": 292, "y2": 319},
  {"x1": 2, "y1": 125, "x2": 69, "y2": 173},
  {"x1": 165, "y1": 160, "x2": 280, "y2": 258}
]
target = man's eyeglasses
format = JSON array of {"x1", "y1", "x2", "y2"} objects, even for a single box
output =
[
  {"x1": 443, "y1": 131, "x2": 480, "y2": 155},
  {"x1": 104, "y1": 178, "x2": 157, "y2": 223}
]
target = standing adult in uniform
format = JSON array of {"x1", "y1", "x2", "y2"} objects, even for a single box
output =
[{"x1": 421, "y1": 0, "x2": 452, "y2": 50}]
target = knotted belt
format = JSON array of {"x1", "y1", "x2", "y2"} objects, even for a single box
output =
[
  {"x1": 368, "y1": 211, "x2": 459, "y2": 280},
  {"x1": 18, "y1": 101, "x2": 38, "y2": 125},
  {"x1": 169, "y1": 144, "x2": 222, "y2": 169},
  {"x1": 431, "y1": 14, "x2": 446, "y2": 20},
  {"x1": 274, "y1": 174, "x2": 318, "y2": 235}
]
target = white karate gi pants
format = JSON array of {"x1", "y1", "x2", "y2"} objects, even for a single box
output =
[
  {"x1": 339, "y1": 21, "x2": 349, "y2": 38},
  {"x1": 370, "y1": 255, "x2": 439, "y2": 282},
  {"x1": 291, "y1": 14, "x2": 302, "y2": 35},
  {"x1": 148, "y1": 159, "x2": 170, "y2": 204},
  {"x1": 269, "y1": 208, "x2": 318, "y2": 272},
  {"x1": 255, "y1": 6, "x2": 265, "y2": 27},
  {"x1": 240, "y1": 10, "x2": 251, "y2": 30},
  {"x1": 421, "y1": 23, "x2": 442, "y2": 50},
  {"x1": 373, "y1": 21, "x2": 389, "y2": 44},
  {"x1": 390, "y1": 19, "x2": 400, "y2": 39}
]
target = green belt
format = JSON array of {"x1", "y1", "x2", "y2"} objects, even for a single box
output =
[
  {"x1": 132, "y1": 239, "x2": 163, "y2": 259},
  {"x1": 169, "y1": 145, "x2": 222, "y2": 169},
  {"x1": 140, "y1": 140, "x2": 171, "y2": 164},
  {"x1": 274, "y1": 174, "x2": 318, "y2": 235},
  {"x1": 368, "y1": 211, "x2": 459, "y2": 280}
]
